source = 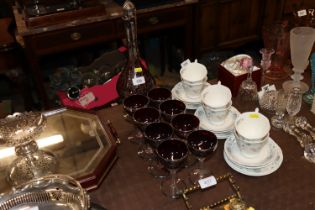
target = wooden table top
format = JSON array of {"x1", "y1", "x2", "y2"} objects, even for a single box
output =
[{"x1": 90, "y1": 75, "x2": 315, "y2": 209}]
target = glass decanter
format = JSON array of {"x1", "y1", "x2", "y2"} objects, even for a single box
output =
[
  {"x1": 303, "y1": 52, "x2": 315, "y2": 104},
  {"x1": 116, "y1": 0, "x2": 155, "y2": 98},
  {"x1": 0, "y1": 112, "x2": 58, "y2": 186}
]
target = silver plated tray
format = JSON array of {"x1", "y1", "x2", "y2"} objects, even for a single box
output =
[{"x1": 0, "y1": 174, "x2": 89, "y2": 210}]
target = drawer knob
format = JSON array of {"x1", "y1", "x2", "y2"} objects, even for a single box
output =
[
  {"x1": 70, "y1": 32, "x2": 81, "y2": 41},
  {"x1": 148, "y1": 17, "x2": 159, "y2": 25}
]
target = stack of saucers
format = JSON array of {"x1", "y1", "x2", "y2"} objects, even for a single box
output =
[
  {"x1": 224, "y1": 135, "x2": 283, "y2": 176},
  {"x1": 223, "y1": 109, "x2": 283, "y2": 176},
  {"x1": 171, "y1": 60, "x2": 209, "y2": 110},
  {"x1": 194, "y1": 106, "x2": 239, "y2": 139},
  {"x1": 194, "y1": 82, "x2": 240, "y2": 139}
]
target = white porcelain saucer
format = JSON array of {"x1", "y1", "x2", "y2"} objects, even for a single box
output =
[
  {"x1": 224, "y1": 135, "x2": 274, "y2": 168},
  {"x1": 171, "y1": 82, "x2": 210, "y2": 110},
  {"x1": 194, "y1": 106, "x2": 240, "y2": 133},
  {"x1": 224, "y1": 138, "x2": 283, "y2": 176}
]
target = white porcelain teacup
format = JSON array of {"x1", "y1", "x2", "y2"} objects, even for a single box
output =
[
  {"x1": 202, "y1": 101, "x2": 232, "y2": 125},
  {"x1": 235, "y1": 108, "x2": 270, "y2": 140},
  {"x1": 201, "y1": 81, "x2": 232, "y2": 108},
  {"x1": 201, "y1": 82, "x2": 232, "y2": 125},
  {"x1": 180, "y1": 60, "x2": 208, "y2": 99},
  {"x1": 234, "y1": 108, "x2": 271, "y2": 158}
]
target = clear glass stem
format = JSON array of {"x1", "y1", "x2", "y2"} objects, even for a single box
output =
[
  {"x1": 169, "y1": 169, "x2": 177, "y2": 187},
  {"x1": 198, "y1": 157, "x2": 206, "y2": 171},
  {"x1": 291, "y1": 68, "x2": 303, "y2": 82}
]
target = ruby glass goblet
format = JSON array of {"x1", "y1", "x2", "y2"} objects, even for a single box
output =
[
  {"x1": 133, "y1": 107, "x2": 160, "y2": 157},
  {"x1": 156, "y1": 138, "x2": 188, "y2": 199},
  {"x1": 187, "y1": 130, "x2": 218, "y2": 184},
  {"x1": 171, "y1": 113, "x2": 199, "y2": 167},
  {"x1": 123, "y1": 94, "x2": 150, "y2": 143},
  {"x1": 144, "y1": 122, "x2": 173, "y2": 178}
]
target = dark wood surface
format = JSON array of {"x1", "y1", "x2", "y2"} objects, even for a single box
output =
[
  {"x1": 0, "y1": 18, "x2": 14, "y2": 47},
  {"x1": 90, "y1": 75, "x2": 315, "y2": 209}
]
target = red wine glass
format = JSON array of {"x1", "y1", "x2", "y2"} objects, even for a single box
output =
[
  {"x1": 187, "y1": 130, "x2": 218, "y2": 184},
  {"x1": 133, "y1": 107, "x2": 160, "y2": 156},
  {"x1": 171, "y1": 113, "x2": 200, "y2": 167},
  {"x1": 144, "y1": 122, "x2": 173, "y2": 178},
  {"x1": 123, "y1": 94, "x2": 150, "y2": 143},
  {"x1": 156, "y1": 138, "x2": 188, "y2": 199}
]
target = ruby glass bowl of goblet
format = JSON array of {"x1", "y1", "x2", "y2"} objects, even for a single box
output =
[
  {"x1": 171, "y1": 113, "x2": 200, "y2": 139},
  {"x1": 133, "y1": 107, "x2": 160, "y2": 130},
  {"x1": 187, "y1": 130, "x2": 218, "y2": 157},
  {"x1": 147, "y1": 87, "x2": 172, "y2": 108},
  {"x1": 123, "y1": 94, "x2": 149, "y2": 116},
  {"x1": 144, "y1": 122, "x2": 173, "y2": 149},
  {"x1": 160, "y1": 99, "x2": 186, "y2": 122},
  {"x1": 156, "y1": 138, "x2": 188, "y2": 169}
]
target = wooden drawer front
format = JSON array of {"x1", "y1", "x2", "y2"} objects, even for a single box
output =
[
  {"x1": 137, "y1": 6, "x2": 190, "y2": 34},
  {"x1": 115, "y1": 6, "x2": 192, "y2": 37},
  {"x1": 32, "y1": 20, "x2": 116, "y2": 55}
]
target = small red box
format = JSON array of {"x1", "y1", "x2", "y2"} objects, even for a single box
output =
[{"x1": 218, "y1": 64, "x2": 262, "y2": 97}]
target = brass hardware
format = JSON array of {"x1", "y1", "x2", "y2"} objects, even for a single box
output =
[
  {"x1": 181, "y1": 173, "x2": 243, "y2": 210},
  {"x1": 148, "y1": 16, "x2": 159, "y2": 25},
  {"x1": 70, "y1": 32, "x2": 81, "y2": 41}
]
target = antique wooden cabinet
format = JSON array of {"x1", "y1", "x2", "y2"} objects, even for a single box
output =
[
  {"x1": 195, "y1": 0, "x2": 285, "y2": 55},
  {"x1": 195, "y1": 0, "x2": 315, "y2": 55}
]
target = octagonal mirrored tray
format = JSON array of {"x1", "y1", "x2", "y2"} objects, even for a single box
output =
[{"x1": 0, "y1": 108, "x2": 117, "y2": 194}]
